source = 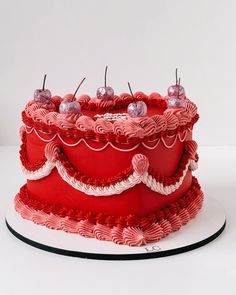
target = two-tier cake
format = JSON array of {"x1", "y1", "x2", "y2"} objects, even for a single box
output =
[{"x1": 15, "y1": 70, "x2": 203, "y2": 246}]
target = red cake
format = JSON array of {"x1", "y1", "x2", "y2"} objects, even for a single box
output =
[{"x1": 15, "y1": 74, "x2": 203, "y2": 246}]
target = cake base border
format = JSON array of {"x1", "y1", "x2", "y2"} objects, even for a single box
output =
[{"x1": 5, "y1": 197, "x2": 226, "y2": 260}]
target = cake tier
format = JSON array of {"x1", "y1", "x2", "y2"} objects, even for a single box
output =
[
  {"x1": 20, "y1": 126, "x2": 198, "y2": 217},
  {"x1": 15, "y1": 177, "x2": 203, "y2": 246},
  {"x1": 22, "y1": 92, "x2": 198, "y2": 144}
]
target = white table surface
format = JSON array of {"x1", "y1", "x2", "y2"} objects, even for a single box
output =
[{"x1": 0, "y1": 146, "x2": 235, "y2": 295}]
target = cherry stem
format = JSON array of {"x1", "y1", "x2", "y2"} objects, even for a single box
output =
[
  {"x1": 175, "y1": 68, "x2": 178, "y2": 85},
  {"x1": 128, "y1": 82, "x2": 134, "y2": 99},
  {"x1": 177, "y1": 78, "x2": 181, "y2": 98},
  {"x1": 73, "y1": 77, "x2": 86, "y2": 98},
  {"x1": 42, "y1": 74, "x2": 47, "y2": 90},
  {"x1": 104, "y1": 66, "x2": 108, "y2": 88}
]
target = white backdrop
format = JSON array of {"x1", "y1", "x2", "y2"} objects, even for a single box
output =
[{"x1": 0, "y1": 0, "x2": 235, "y2": 146}]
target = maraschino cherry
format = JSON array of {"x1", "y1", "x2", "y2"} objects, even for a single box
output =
[
  {"x1": 127, "y1": 82, "x2": 147, "y2": 117},
  {"x1": 167, "y1": 68, "x2": 185, "y2": 99},
  {"x1": 59, "y1": 77, "x2": 86, "y2": 114},
  {"x1": 167, "y1": 69, "x2": 186, "y2": 109},
  {"x1": 96, "y1": 66, "x2": 114, "y2": 100},
  {"x1": 34, "y1": 74, "x2": 51, "y2": 103}
]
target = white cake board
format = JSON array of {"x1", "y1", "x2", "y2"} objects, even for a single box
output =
[{"x1": 5, "y1": 197, "x2": 226, "y2": 260}]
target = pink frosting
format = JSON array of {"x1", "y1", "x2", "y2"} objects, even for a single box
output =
[
  {"x1": 123, "y1": 227, "x2": 146, "y2": 246},
  {"x1": 77, "y1": 220, "x2": 95, "y2": 237},
  {"x1": 61, "y1": 218, "x2": 79, "y2": 233},
  {"x1": 170, "y1": 109, "x2": 189, "y2": 126},
  {"x1": 44, "y1": 112, "x2": 58, "y2": 125},
  {"x1": 113, "y1": 120, "x2": 125, "y2": 135},
  {"x1": 144, "y1": 223, "x2": 164, "y2": 243},
  {"x1": 132, "y1": 154, "x2": 149, "y2": 176},
  {"x1": 44, "y1": 214, "x2": 61, "y2": 229},
  {"x1": 163, "y1": 111, "x2": 179, "y2": 130},
  {"x1": 159, "y1": 219, "x2": 172, "y2": 237},
  {"x1": 111, "y1": 227, "x2": 124, "y2": 244},
  {"x1": 24, "y1": 94, "x2": 198, "y2": 139},
  {"x1": 94, "y1": 224, "x2": 112, "y2": 241},
  {"x1": 138, "y1": 117, "x2": 158, "y2": 136},
  {"x1": 94, "y1": 118, "x2": 113, "y2": 134},
  {"x1": 25, "y1": 101, "x2": 41, "y2": 117},
  {"x1": 168, "y1": 214, "x2": 182, "y2": 231},
  {"x1": 152, "y1": 115, "x2": 167, "y2": 133},
  {"x1": 123, "y1": 118, "x2": 146, "y2": 138},
  {"x1": 32, "y1": 211, "x2": 48, "y2": 225},
  {"x1": 56, "y1": 113, "x2": 80, "y2": 129},
  {"x1": 178, "y1": 208, "x2": 190, "y2": 225},
  {"x1": 32, "y1": 108, "x2": 49, "y2": 122},
  {"x1": 45, "y1": 142, "x2": 60, "y2": 162},
  {"x1": 195, "y1": 191, "x2": 204, "y2": 209},
  {"x1": 75, "y1": 115, "x2": 95, "y2": 131},
  {"x1": 123, "y1": 223, "x2": 164, "y2": 246},
  {"x1": 187, "y1": 202, "x2": 199, "y2": 218},
  {"x1": 186, "y1": 100, "x2": 197, "y2": 117},
  {"x1": 14, "y1": 187, "x2": 204, "y2": 246}
]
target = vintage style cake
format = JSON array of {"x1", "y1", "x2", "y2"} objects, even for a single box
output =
[{"x1": 15, "y1": 69, "x2": 203, "y2": 246}]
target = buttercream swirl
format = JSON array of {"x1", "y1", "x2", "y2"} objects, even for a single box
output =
[
  {"x1": 45, "y1": 142, "x2": 60, "y2": 162},
  {"x1": 163, "y1": 111, "x2": 179, "y2": 130},
  {"x1": 75, "y1": 115, "x2": 95, "y2": 131},
  {"x1": 56, "y1": 113, "x2": 80, "y2": 129},
  {"x1": 152, "y1": 115, "x2": 167, "y2": 132},
  {"x1": 44, "y1": 112, "x2": 58, "y2": 125},
  {"x1": 123, "y1": 118, "x2": 145, "y2": 138},
  {"x1": 132, "y1": 154, "x2": 149, "y2": 175},
  {"x1": 113, "y1": 120, "x2": 125, "y2": 135},
  {"x1": 94, "y1": 118, "x2": 113, "y2": 134}
]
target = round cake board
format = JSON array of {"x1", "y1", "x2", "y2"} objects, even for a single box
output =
[{"x1": 6, "y1": 197, "x2": 226, "y2": 260}]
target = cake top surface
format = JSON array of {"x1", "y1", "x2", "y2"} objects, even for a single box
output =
[{"x1": 22, "y1": 91, "x2": 198, "y2": 143}]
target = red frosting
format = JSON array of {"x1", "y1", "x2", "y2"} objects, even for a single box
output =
[
  {"x1": 17, "y1": 177, "x2": 202, "y2": 228},
  {"x1": 15, "y1": 90, "x2": 203, "y2": 246},
  {"x1": 15, "y1": 177, "x2": 203, "y2": 246},
  {"x1": 22, "y1": 127, "x2": 194, "y2": 217}
]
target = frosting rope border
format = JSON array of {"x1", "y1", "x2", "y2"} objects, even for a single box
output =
[{"x1": 20, "y1": 134, "x2": 198, "y2": 196}]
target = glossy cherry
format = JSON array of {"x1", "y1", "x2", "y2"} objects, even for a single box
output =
[
  {"x1": 59, "y1": 77, "x2": 86, "y2": 114},
  {"x1": 127, "y1": 82, "x2": 147, "y2": 117},
  {"x1": 96, "y1": 66, "x2": 114, "y2": 100},
  {"x1": 167, "y1": 69, "x2": 185, "y2": 99},
  {"x1": 34, "y1": 74, "x2": 52, "y2": 103}
]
